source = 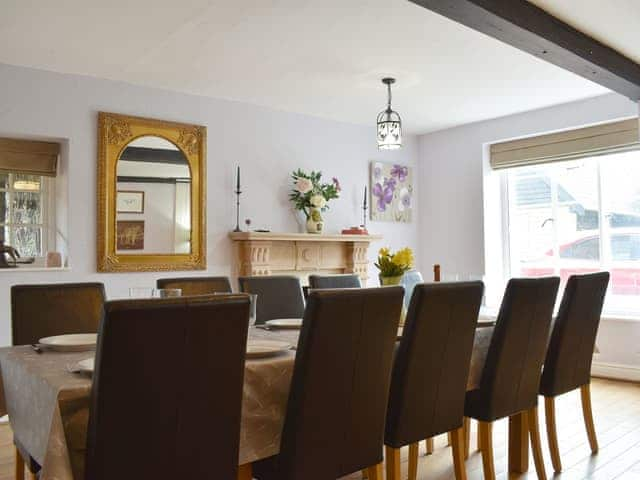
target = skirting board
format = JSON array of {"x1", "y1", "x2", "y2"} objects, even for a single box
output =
[{"x1": 592, "y1": 362, "x2": 640, "y2": 382}]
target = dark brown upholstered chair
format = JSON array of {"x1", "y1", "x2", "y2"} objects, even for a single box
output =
[
  {"x1": 464, "y1": 277, "x2": 560, "y2": 480},
  {"x1": 385, "y1": 282, "x2": 484, "y2": 480},
  {"x1": 238, "y1": 276, "x2": 305, "y2": 325},
  {"x1": 308, "y1": 273, "x2": 362, "y2": 289},
  {"x1": 540, "y1": 272, "x2": 609, "y2": 473},
  {"x1": 85, "y1": 294, "x2": 250, "y2": 480},
  {"x1": 156, "y1": 276, "x2": 232, "y2": 296},
  {"x1": 11, "y1": 282, "x2": 106, "y2": 480},
  {"x1": 250, "y1": 287, "x2": 404, "y2": 480},
  {"x1": 11, "y1": 282, "x2": 106, "y2": 346}
]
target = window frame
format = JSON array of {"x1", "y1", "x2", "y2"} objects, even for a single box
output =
[
  {"x1": 0, "y1": 173, "x2": 55, "y2": 260},
  {"x1": 498, "y1": 151, "x2": 640, "y2": 316}
]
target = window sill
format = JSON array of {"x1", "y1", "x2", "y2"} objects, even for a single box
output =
[
  {"x1": 601, "y1": 314, "x2": 640, "y2": 323},
  {"x1": 0, "y1": 266, "x2": 71, "y2": 273}
]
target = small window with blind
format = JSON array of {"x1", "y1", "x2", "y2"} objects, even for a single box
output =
[
  {"x1": 0, "y1": 138, "x2": 59, "y2": 263},
  {"x1": 491, "y1": 118, "x2": 640, "y2": 315}
]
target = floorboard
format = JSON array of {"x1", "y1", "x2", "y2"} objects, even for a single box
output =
[{"x1": 0, "y1": 378, "x2": 637, "y2": 479}]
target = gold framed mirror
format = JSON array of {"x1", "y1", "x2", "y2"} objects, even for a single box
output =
[{"x1": 97, "y1": 112, "x2": 206, "y2": 272}]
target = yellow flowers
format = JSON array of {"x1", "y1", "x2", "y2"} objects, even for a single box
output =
[{"x1": 375, "y1": 246, "x2": 414, "y2": 277}]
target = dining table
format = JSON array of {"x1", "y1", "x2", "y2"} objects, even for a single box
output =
[{"x1": 0, "y1": 320, "x2": 519, "y2": 480}]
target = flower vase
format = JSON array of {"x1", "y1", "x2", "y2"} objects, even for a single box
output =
[
  {"x1": 379, "y1": 275, "x2": 403, "y2": 286},
  {"x1": 306, "y1": 208, "x2": 324, "y2": 234},
  {"x1": 379, "y1": 274, "x2": 407, "y2": 326}
]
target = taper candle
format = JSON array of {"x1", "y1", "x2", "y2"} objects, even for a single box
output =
[
  {"x1": 236, "y1": 166, "x2": 241, "y2": 191},
  {"x1": 363, "y1": 185, "x2": 367, "y2": 208}
]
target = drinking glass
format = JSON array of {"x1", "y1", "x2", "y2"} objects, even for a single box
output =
[
  {"x1": 129, "y1": 287, "x2": 153, "y2": 298},
  {"x1": 152, "y1": 288, "x2": 182, "y2": 298},
  {"x1": 249, "y1": 294, "x2": 258, "y2": 325}
]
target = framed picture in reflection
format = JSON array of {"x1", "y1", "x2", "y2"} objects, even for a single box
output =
[
  {"x1": 117, "y1": 190, "x2": 145, "y2": 214},
  {"x1": 116, "y1": 221, "x2": 144, "y2": 250}
]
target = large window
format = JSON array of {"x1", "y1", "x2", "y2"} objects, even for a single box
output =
[
  {"x1": 505, "y1": 149, "x2": 640, "y2": 315},
  {"x1": 0, "y1": 173, "x2": 51, "y2": 258}
]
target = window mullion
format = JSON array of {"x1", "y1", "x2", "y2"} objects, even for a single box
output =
[
  {"x1": 550, "y1": 172, "x2": 560, "y2": 275},
  {"x1": 596, "y1": 160, "x2": 608, "y2": 269}
]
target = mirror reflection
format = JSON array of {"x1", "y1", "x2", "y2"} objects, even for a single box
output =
[{"x1": 115, "y1": 136, "x2": 191, "y2": 254}]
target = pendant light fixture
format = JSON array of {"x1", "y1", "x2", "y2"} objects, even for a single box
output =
[{"x1": 377, "y1": 77, "x2": 402, "y2": 150}]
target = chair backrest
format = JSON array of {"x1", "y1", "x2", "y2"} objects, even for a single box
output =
[
  {"x1": 540, "y1": 272, "x2": 609, "y2": 397},
  {"x1": 277, "y1": 287, "x2": 404, "y2": 480},
  {"x1": 11, "y1": 282, "x2": 106, "y2": 346},
  {"x1": 238, "y1": 275, "x2": 305, "y2": 325},
  {"x1": 308, "y1": 274, "x2": 362, "y2": 289},
  {"x1": 85, "y1": 294, "x2": 250, "y2": 480},
  {"x1": 385, "y1": 281, "x2": 484, "y2": 447},
  {"x1": 156, "y1": 276, "x2": 232, "y2": 296},
  {"x1": 400, "y1": 270, "x2": 424, "y2": 309},
  {"x1": 476, "y1": 277, "x2": 559, "y2": 421}
]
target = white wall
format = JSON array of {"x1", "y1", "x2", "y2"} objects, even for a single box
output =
[
  {"x1": 0, "y1": 62, "x2": 419, "y2": 346},
  {"x1": 417, "y1": 92, "x2": 640, "y2": 377}
]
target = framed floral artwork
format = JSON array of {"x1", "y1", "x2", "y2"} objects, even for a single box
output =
[{"x1": 370, "y1": 162, "x2": 412, "y2": 223}]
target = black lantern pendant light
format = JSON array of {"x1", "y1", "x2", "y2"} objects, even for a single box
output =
[{"x1": 377, "y1": 77, "x2": 402, "y2": 150}]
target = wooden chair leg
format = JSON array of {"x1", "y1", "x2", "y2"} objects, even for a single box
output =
[
  {"x1": 15, "y1": 447, "x2": 24, "y2": 480},
  {"x1": 527, "y1": 407, "x2": 548, "y2": 480},
  {"x1": 408, "y1": 443, "x2": 419, "y2": 480},
  {"x1": 451, "y1": 427, "x2": 468, "y2": 480},
  {"x1": 237, "y1": 463, "x2": 252, "y2": 480},
  {"x1": 463, "y1": 417, "x2": 471, "y2": 459},
  {"x1": 447, "y1": 431, "x2": 453, "y2": 446},
  {"x1": 367, "y1": 462, "x2": 384, "y2": 480},
  {"x1": 385, "y1": 446, "x2": 401, "y2": 480},
  {"x1": 361, "y1": 469, "x2": 368, "y2": 478},
  {"x1": 545, "y1": 396, "x2": 562, "y2": 472},
  {"x1": 425, "y1": 437, "x2": 434, "y2": 454},
  {"x1": 508, "y1": 411, "x2": 529, "y2": 474},
  {"x1": 478, "y1": 421, "x2": 496, "y2": 480},
  {"x1": 581, "y1": 383, "x2": 599, "y2": 453}
]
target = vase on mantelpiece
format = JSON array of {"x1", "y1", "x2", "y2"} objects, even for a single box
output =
[
  {"x1": 306, "y1": 207, "x2": 324, "y2": 234},
  {"x1": 379, "y1": 274, "x2": 407, "y2": 326}
]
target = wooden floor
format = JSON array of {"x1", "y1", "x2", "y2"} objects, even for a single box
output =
[{"x1": 0, "y1": 378, "x2": 637, "y2": 479}]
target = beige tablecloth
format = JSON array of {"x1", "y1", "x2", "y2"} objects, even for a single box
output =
[{"x1": 0, "y1": 325, "x2": 494, "y2": 480}]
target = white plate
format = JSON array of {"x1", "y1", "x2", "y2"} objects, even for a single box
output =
[
  {"x1": 39, "y1": 333, "x2": 97, "y2": 352},
  {"x1": 246, "y1": 340, "x2": 292, "y2": 359},
  {"x1": 74, "y1": 357, "x2": 95, "y2": 373},
  {"x1": 265, "y1": 318, "x2": 303, "y2": 330}
]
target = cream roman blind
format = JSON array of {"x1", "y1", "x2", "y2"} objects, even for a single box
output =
[
  {"x1": 490, "y1": 118, "x2": 640, "y2": 170},
  {"x1": 0, "y1": 138, "x2": 59, "y2": 177}
]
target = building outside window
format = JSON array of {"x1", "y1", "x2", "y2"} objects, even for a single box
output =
[{"x1": 503, "y1": 149, "x2": 640, "y2": 315}]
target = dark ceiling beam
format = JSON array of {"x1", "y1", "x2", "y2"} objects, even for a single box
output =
[{"x1": 408, "y1": 0, "x2": 640, "y2": 101}]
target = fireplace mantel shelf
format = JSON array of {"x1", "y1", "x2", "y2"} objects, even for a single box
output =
[
  {"x1": 229, "y1": 231, "x2": 382, "y2": 242},
  {"x1": 229, "y1": 231, "x2": 382, "y2": 281}
]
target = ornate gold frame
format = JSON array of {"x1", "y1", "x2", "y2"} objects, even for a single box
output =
[{"x1": 97, "y1": 112, "x2": 206, "y2": 272}]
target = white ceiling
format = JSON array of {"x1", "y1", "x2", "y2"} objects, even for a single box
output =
[
  {"x1": 0, "y1": 0, "x2": 618, "y2": 134},
  {"x1": 529, "y1": 0, "x2": 640, "y2": 64}
]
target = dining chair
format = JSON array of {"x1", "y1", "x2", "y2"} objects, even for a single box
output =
[
  {"x1": 399, "y1": 270, "x2": 423, "y2": 310},
  {"x1": 249, "y1": 287, "x2": 404, "y2": 480},
  {"x1": 385, "y1": 282, "x2": 484, "y2": 480},
  {"x1": 11, "y1": 282, "x2": 106, "y2": 346},
  {"x1": 308, "y1": 273, "x2": 362, "y2": 289},
  {"x1": 156, "y1": 276, "x2": 232, "y2": 295},
  {"x1": 540, "y1": 272, "x2": 609, "y2": 473},
  {"x1": 85, "y1": 294, "x2": 250, "y2": 480},
  {"x1": 238, "y1": 275, "x2": 305, "y2": 325},
  {"x1": 11, "y1": 282, "x2": 106, "y2": 480},
  {"x1": 464, "y1": 277, "x2": 559, "y2": 480}
]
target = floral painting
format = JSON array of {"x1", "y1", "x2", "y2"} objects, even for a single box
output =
[{"x1": 370, "y1": 162, "x2": 412, "y2": 223}]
